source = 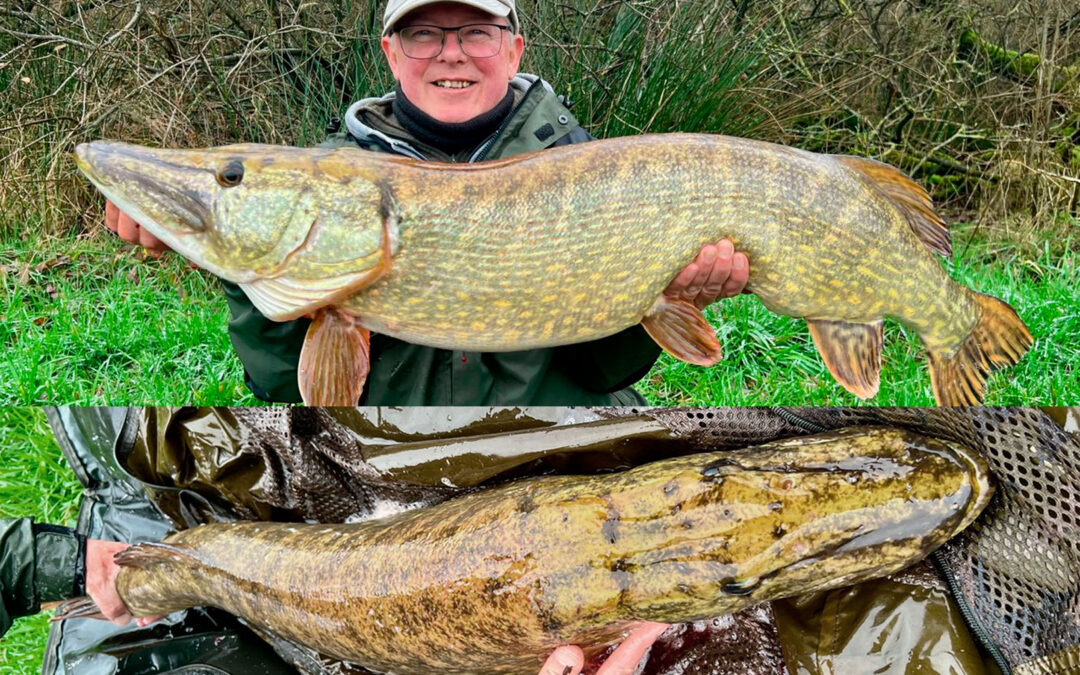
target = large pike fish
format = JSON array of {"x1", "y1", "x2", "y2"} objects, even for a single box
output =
[
  {"x1": 73, "y1": 135, "x2": 1032, "y2": 405},
  {"x1": 57, "y1": 427, "x2": 992, "y2": 674}
]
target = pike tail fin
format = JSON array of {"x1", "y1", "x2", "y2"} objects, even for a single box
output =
[
  {"x1": 926, "y1": 291, "x2": 1032, "y2": 405},
  {"x1": 51, "y1": 596, "x2": 106, "y2": 622}
]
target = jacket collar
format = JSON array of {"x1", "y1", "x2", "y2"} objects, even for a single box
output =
[{"x1": 343, "y1": 74, "x2": 562, "y2": 161}]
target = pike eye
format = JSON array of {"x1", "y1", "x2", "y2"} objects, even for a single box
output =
[{"x1": 217, "y1": 161, "x2": 244, "y2": 187}]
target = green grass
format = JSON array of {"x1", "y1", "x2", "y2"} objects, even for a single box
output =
[
  {"x1": 2, "y1": 233, "x2": 257, "y2": 405},
  {"x1": 1, "y1": 218, "x2": 1075, "y2": 405},
  {"x1": 0, "y1": 408, "x2": 83, "y2": 673}
]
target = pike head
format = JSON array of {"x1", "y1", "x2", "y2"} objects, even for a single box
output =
[{"x1": 75, "y1": 141, "x2": 399, "y2": 320}]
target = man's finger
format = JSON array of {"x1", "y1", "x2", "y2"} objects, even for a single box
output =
[
  {"x1": 721, "y1": 252, "x2": 750, "y2": 296},
  {"x1": 538, "y1": 645, "x2": 584, "y2": 675},
  {"x1": 595, "y1": 622, "x2": 669, "y2": 675},
  {"x1": 136, "y1": 614, "x2": 167, "y2": 628},
  {"x1": 699, "y1": 240, "x2": 735, "y2": 303},
  {"x1": 104, "y1": 200, "x2": 119, "y2": 232},
  {"x1": 109, "y1": 611, "x2": 133, "y2": 626},
  {"x1": 138, "y1": 226, "x2": 165, "y2": 257},
  {"x1": 685, "y1": 244, "x2": 715, "y2": 296},
  {"x1": 116, "y1": 211, "x2": 140, "y2": 245}
]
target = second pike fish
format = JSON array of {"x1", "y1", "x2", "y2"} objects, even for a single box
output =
[
  {"x1": 55, "y1": 427, "x2": 992, "y2": 674},
  {"x1": 74, "y1": 134, "x2": 1032, "y2": 405}
]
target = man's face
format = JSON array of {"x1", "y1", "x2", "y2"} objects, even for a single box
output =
[{"x1": 380, "y1": 2, "x2": 524, "y2": 123}]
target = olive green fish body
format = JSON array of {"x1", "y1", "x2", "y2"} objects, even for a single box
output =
[
  {"x1": 354, "y1": 135, "x2": 970, "y2": 349},
  {"x1": 73, "y1": 135, "x2": 1031, "y2": 404},
  {"x1": 111, "y1": 427, "x2": 991, "y2": 674}
]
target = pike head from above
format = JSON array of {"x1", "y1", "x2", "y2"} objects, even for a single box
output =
[{"x1": 74, "y1": 141, "x2": 400, "y2": 320}]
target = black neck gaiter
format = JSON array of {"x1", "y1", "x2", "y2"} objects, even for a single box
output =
[{"x1": 392, "y1": 84, "x2": 514, "y2": 155}]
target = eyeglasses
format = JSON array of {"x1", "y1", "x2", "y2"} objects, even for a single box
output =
[{"x1": 394, "y1": 24, "x2": 511, "y2": 59}]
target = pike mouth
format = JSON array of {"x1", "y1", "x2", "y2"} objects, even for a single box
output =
[
  {"x1": 74, "y1": 141, "x2": 248, "y2": 283},
  {"x1": 75, "y1": 143, "x2": 212, "y2": 235}
]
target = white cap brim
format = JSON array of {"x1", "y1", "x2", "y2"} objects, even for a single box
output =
[{"x1": 383, "y1": 0, "x2": 517, "y2": 35}]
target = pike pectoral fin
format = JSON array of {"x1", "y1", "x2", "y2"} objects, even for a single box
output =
[
  {"x1": 641, "y1": 296, "x2": 721, "y2": 366},
  {"x1": 298, "y1": 307, "x2": 371, "y2": 406},
  {"x1": 240, "y1": 268, "x2": 384, "y2": 322},
  {"x1": 807, "y1": 319, "x2": 883, "y2": 399}
]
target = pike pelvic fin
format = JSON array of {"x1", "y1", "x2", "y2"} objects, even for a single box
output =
[
  {"x1": 834, "y1": 155, "x2": 952, "y2": 258},
  {"x1": 807, "y1": 319, "x2": 883, "y2": 399},
  {"x1": 641, "y1": 296, "x2": 722, "y2": 366},
  {"x1": 926, "y1": 291, "x2": 1032, "y2": 405},
  {"x1": 298, "y1": 307, "x2": 371, "y2": 405}
]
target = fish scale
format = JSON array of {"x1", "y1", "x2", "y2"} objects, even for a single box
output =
[
  {"x1": 55, "y1": 427, "x2": 993, "y2": 675},
  {"x1": 73, "y1": 134, "x2": 1032, "y2": 404}
]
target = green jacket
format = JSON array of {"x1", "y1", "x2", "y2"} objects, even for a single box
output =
[
  {"x1": 0, "y1": 518, "x2": 81, "y2": 636},
  {"x1": 223, "y1": 75, "x2": 661, "y2": 405}
]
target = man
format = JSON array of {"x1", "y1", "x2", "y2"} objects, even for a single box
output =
[{"x1": 104, "y1": 0, "x2": 751, "y2": 406}]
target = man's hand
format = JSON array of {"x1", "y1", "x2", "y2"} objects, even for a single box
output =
[
  {"x1": 105, "y1": 199, "x2": 170, "y2": 257},
  {"x1": 664, "y1": 239, "x2": 749, "y2": 310},
  {"x1": 86, "y1": 540, "x2": 164, "y2": 627},
  {"x1": 538, "y1": 622, "x2": 669, "y2": 675}
]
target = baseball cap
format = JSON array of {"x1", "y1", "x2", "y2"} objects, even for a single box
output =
[{"x1": 383, "y1": 0, "x2": 519, "y2": 35}]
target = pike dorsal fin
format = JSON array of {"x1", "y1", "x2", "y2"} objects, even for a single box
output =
[{"x1": 834, "y1": 155, "x2": 952, "y2": 258}]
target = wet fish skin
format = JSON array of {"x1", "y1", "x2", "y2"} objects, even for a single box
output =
[
  {"x1": 73, "y1": 135, "x2": 1031, "y2": 406},
  {"x1": 98, "y1": 427, "x2": 990, "y2": 675}
]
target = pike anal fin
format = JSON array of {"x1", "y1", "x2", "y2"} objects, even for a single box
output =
[
  {"x1": 298, "y1": 308, "x2": 371, "y2": 406},
  {"x1": 807, "y1": 319, "x2": 884, "y2": 399},
  {"x1": 641, "y1": 296, "x2": 722, "y2": 366}
]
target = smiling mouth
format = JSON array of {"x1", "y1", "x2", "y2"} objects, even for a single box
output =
[{"x1": 433, "y1": 80, "x2": 475, "y2": 89}]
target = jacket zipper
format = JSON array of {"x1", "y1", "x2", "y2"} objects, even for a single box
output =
[{"x1": 470, "y1": 78, "x2": 546, "y2": 162}]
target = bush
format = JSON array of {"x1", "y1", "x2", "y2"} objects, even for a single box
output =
[{"x1": 1, "y1": 0, "x2": 1077, "y2": 238}]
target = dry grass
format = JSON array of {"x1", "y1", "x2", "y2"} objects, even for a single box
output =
[{"x1": 1, "y1": 0, "x2": 1078, "y2": 237}]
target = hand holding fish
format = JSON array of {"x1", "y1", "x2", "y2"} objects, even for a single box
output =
[
  {"x1": 539, "y1": 622, "x2": 670, "y2": 675},
  {"x1": 662, "y1": 239, "x2": 749, "y2": 309},
  {"x1": 85, "y1": 539, "x2": 136, "y2": 626},
  {"x1": 104, "y1": 199, "x2": 169, "y2": 257},
  {"x1": 86, "y1": 540, "x2": 165, "y2": 627}
]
